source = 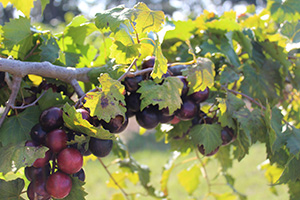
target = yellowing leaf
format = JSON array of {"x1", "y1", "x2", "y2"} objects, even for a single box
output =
[
  {"x1": 84, "y1": 74, "x2": 126, "y2": 122},
  {"x1": 110, "y1": 41, "x2": 141, "y2": 64},
  {"x1": 177, "y1": 164, "x2": 201, "y2": 195},
  {"x1": 2, "y1": 0, "x2": 35, "y2": 17},
  {"x1": 111, "y1": 193, "x2": 126, "y2": 200},
  {"x1": 151, "y1": 40, "x2": 168, "y2": 79},
  {"x1": 131, "y1": 2, "x2": 165, "y2": 33},
  {"x1": 182, "y1": 57, "x2": 215, "y2": 94}
]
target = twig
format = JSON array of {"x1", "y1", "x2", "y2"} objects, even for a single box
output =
[
  {"x1": 118, "y1": 58, "x2": 139, "y2": 81},
  {"x1": 70, "y1": 79, "x2": 85, "y2": 97},
  {"x1": 11, "y1": 90, "x2": 47, "y2": 109},
  {"x1": 0, "y1": 76, "x2": 22, "y2": 127},
  {"x1": 74, "y1": 88, "x2": 99, "y2": 109},
  {"x1": 97, "y1": 158, "x2": 130, "y2": 200},
  {"x1": 24, "y1": 40, "x2": 40, "y2": 60},
  {"x1": 195, "y1": 148, "x2": 211, "y2": 194}
]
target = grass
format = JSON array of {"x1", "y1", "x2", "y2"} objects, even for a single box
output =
[{"x1": 83, "y1": 132, "x2": 289, "y2": 200}]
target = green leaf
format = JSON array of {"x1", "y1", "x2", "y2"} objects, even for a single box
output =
[
  {"x1": 131, "y1": 2, "x2": 165, "y2": 33},
  {"x1": 137, "y1": 77, "x2": 183, "y2": 114},
  {"x1": 267, "y1": 0, "x2": 300, "y2": 23},
  {"x1": 151, "y1": 40, "x2": 168, "y2": 79},
  {"x1": 165, "y1": 19, "x2": 196, "y2": 41},
  {"x1": 41, "y1": 0, "x2": 50, "y2": 14},
  {"x1": 58, "y1": 176, "x2": 87, "y2": 200},
  {"x1": 189, "y1": 123, "x2": 223, "y2": 154},
  {"x1": 182, "y1": 57, "x2": 215, "y2": 94},
  {"x1": 288, "y1": 181, "x2": 300, "y2": 200},
  {"x1": 177, "y1": 164, "x2": 201, "y2": 195},
  {"x1": 219, "y1": 65, "x2": 240, "y2": 85},
  {"x1": 95, "y1": 5, "x2": 131, "y2": 32},
  {"x1": 0, "y1": 178, "x2": 25, "y2": 200},
  {"x1": 277, "y1": 156, "x2": 300, "y2": 183},
  {"x1": 40, "y1": 34, "x2": 60, "y2": 63},
  {"x1": 285, "y1": 127, "x2": 300, "y2": 156},
  {"x1": 38, "y1": 88, "x2": 72, "y2": 111},
  {"x1": 220, "y1": 35, "x2": 241, "y2": 67},
  {"x1": 110, "y1": 41, "x2": 141, "y2": 64},
  {"x1": 225, "y1": 93, "x2": 245, "y2": 115},
  {"x1": 260, "y1": 41, "x2": 291, "y2": 69},
  {"x1": 63, "y1": 103, "x2": 114, "y2": 140},
  {"x1": 59, "y1": 51, "x2": 81, "y2": 67},
  {"x1": 233, "y1": 130, "x2": 250, "y2": 161},
  {"x1": 0, "y1": 106, "x2": 41, "y2": 146},
  {"x1": 233, "y1": 31, "x2": 252, "y2": 57},
  {"x1": 2, "y1": 0, "x2": 34, "y2": 17},
  {"x1": 215, "y1": 146, "x2": 232, "y2": 172},
  {"x1": 84, "y1": 73, "x2": 126, "y2": 123},
  {"x1": 0, "y1": 142, "x2": 48, "y2": 175},
  {"x1": 3, "y1": 17, "x2": 33, "y2": 59}
]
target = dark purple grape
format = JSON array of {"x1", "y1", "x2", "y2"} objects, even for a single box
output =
[
  {"x1": 221, "y1": 127, "x2": 236, "y2": 146},
  {"x1": 160, "y1": 114, "x2": 174, "y2": 123},
  {"x1": 189, "y1": 87, "x2": 209, "y2": 104},
  {"x1": 25, "y1": 164, "x2": 51, "y2": 181},
  {"x1": 177, "y1": 76, "x2": 189, "y2": 97},
  {"x1": 126, "y1": 109, "x2": 135, "y2": 118},
  {"x1": 76, "y1": 108, "x2": 92, "y2": 124},
  {"x1": 176, "y1": 99, "x2": 198, "y2": 121},
  {"x1": 102, "y1": 114, "x2": 128, "y2": 134},
  {"x1": 168, "y1": 65, "x2": 187, "y2": 76},
  {"x1": 123, "y1": 75, "x2": 143, "y2": 92},
  {"x1": 198, "y1": 145, "x2": 219, "y2": 156},
  {"x1": 30, "y1": 123, "x2": 48, "y2": 145},
  {"x1": 142, "y1": 56, "x2": 155, "y2": 69},
  {"x1": 125, "y1": 92, "x2": 141, "y2": 112},
  {"x1": 89, "y1": 137, "x2": 113, "y2": 157},
  {"x1": 136, "y1": 106, "x2": 160, "y2": 129},
  {"x1": 27, "y1": 176, "x2": 51, "y2": 200},
  {"x1": 39, "y1": 107, "x2": 63, "y2": 131},
  {"x1": 72, "y1": 168, "x2": 85, "y2": 182}
]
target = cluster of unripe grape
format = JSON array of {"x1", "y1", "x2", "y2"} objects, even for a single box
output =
[
  {"x1": 123, "y1": 57, "x2": 236, "y2": 156},
  {"x1": 24, "y1": 106, "x2": 114, "y2": 199}
]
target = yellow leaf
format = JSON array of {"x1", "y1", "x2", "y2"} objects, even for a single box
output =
[{"x1": 2, "y1": 0, "x2": 35, "y2": 17}]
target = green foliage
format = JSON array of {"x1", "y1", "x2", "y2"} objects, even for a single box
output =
[
  {"x1": 137, "y1": 77, "x2": 183, "y2": 114},
  {"x1": 1, "y1": 1, "x2": 300, "y2": 200},
  {"x1": 0, "y1": 142, "x2": 48, "y2": 175},
  {"x1": 0, "y1": 178, "x2": 25, "y2": 200}
]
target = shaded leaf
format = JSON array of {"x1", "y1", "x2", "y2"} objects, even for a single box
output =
[
  {"x1": 38, "y1": 88, "x2": 72, "y2": 111},
  {"x1": 137, "y1": 77, "x2": 183, "y2": 114},
  {"x1": 40, "y1": 34, "x2": 60, "y2": 63},
  {"x1": 0, "y1": 178, "x2": 25, "y2": 200},
  {"x1": 0, "y1": 142, "x2": 48, "y2": 175},
  {"x1": 58, "y1": 176, "x2": 87, "y2": 200},
  {"x1": 189, "y1": 124, "x2": 223, "y2": 154},
  {"x1": 0, "y1": 106, "x2": 41, "y2": 146}
]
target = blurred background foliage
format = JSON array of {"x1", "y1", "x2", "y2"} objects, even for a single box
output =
[{"x1": 0, "y1": 0, "x2": 267, "y2": 26}]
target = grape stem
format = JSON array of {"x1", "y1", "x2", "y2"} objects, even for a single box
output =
[
  {"x1": 0, "y1": 76, "x2": 22, "y2": 128},
  {"x1": 97, "y1": 157, "x2": 130, "y2": 200},
  {"x1": 10, "y1": 90, "x2": 47, "y2": 109}
]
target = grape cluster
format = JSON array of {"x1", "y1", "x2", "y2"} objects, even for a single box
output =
[
  {"x1": 24, "y1": 106, "x2": 114, "y2": 199},
  {"x1": 123, "y1": 57, "x2": 236, "y2": 156}
]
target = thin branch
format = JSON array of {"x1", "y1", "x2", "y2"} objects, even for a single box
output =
[
  {"x1": 118, "y1": 58, "x2": 139, "y2": 81},
  {"x1": 74, "y1": 88, "x2": 99, "y2": 109},
  {"x1": 0, "y1": 76, "x2": 22, "y2": 127},
  {"x1": 10, "y1": 90, "x2": 47, "y2": 109},
  {"x1": 97, "y1": 158, "x2": 130, "y2": 200}
]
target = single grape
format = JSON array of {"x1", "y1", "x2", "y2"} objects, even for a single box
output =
[
  {"x1": 30, "y1": 123, "x2": 48, "y2": 145},
  {"x1": 32, "y1": 150, "x2": 52, "y2": 168},
  {"x1": 142, "y1": 56, "x2": 155, "y2": 69},
  {"x1": 46, "y1": 171, "x2": 72, "y2": 199},
  {"x1": 177, "y1": 76, "x2": 189, "y2": 97},
  {"x1": 102, "y1": 114, "x2": 128, "y2": 134},
  {"x1": 135, "y1": 106, "x2": 160, "y2": 129},
  {"x1": 125, "y1": 92, "x2": 141, "y2": 113},
  {"x1": 25, "y1": 164, "x2": 51, "y2": 181},
  {"x1": 39, "y1": 107, "x2": 63, "y2": 131},
  {"x1": 221, "y1": 127, "x2": 236, "y2": 146},
  {"x1": 57, "y1": 148, "x2": 83, "y2": 174},
  {"x1": 89, "y1": 137, "x2": 113, "y2": 157},
  {"x1": 123, "y1": 75, "x2": 143, "y2": 92},
  {"x1": 198, "y1": 145, "x2": 219, "y2": 156},
  {"x1": 45, "y1": 129, "x2": 67, "y2": 153},
  {"x1": 189, "y1": 87, "x2": 209, "y2": 104},
  {"x1": 27, "y1": 176, "x2": 51, "y2": 200},
  {"x1": 176, "y1": 99, "x2": 198, "y2": 121},
  {"x1": 76, "y1": 108, "x2": 92, "y2": 124}
]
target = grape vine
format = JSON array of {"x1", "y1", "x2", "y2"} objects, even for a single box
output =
[{"x1": 0, "y1": 1, "x2": 300, "y2": 200}]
